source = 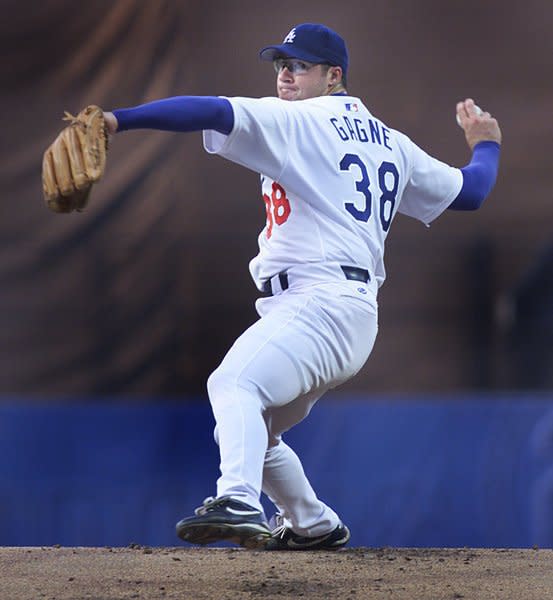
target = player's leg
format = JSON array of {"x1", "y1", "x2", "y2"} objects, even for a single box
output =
[
  {"x1": 176, "y1": 299, "x2": 308, "y2": 548},
  {"x1": 262, "y1": 440, "x2": 351, "y2": 550},
  {"x1": 263, "y1": 439, "x2": 342, "y2": 533},
  {"x1": 261, "y1": 388, "x2": 338, "y2": 534},
  {"x1": 261, "y1": 389, "x2": 352, "y2": 550},
  {"x1": 176, "y1": 294, "x2": 314, "y2": 548}
]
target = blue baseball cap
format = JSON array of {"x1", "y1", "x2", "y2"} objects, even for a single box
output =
[{"x1": 259, "y1": 23, "x2": 348, "y2": 75}]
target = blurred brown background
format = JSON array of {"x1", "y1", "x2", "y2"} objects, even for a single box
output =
[{"x1": 1, "y1": 0, "x2": 552, "y2": 397}]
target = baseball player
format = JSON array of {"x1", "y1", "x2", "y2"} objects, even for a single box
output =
[{"x1": 103, "y1": 23, "x2": 502, "y2": 550}]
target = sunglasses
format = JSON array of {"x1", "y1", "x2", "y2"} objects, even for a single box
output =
[{"x1": 273, "y1": 58, "x2": 318, "y2": 75}]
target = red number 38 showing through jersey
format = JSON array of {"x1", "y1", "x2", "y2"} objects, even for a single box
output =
[{"x1": 263, "y1": 182, "x2": 291, "y2": 238}]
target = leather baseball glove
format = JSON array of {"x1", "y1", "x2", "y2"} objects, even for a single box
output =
[{"x1": 42, "y1": 105, "x2": 108, "y2": 213}]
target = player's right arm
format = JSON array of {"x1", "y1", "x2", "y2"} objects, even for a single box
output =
[{"x1": 449, "y1": 99, "x2": 502, "y2": 211}]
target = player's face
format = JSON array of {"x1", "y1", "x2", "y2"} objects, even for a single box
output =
[{"x1": 274, "y1": 58, "x2": 334, "y2": 101}]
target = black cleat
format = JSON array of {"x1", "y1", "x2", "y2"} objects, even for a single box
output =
[
  {"x1": 265, "y1": 518, "x2": 351, "y2": 551},
  {"x1": 175, "y1": 496, "x2": 271, "y2": 549}
]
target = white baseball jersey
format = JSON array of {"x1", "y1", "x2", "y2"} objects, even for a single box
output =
[{"x1": 203, "y1": 95, "x2": 462, "y2": 291}]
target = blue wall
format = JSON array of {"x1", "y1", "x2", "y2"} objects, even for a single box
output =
[{"x1": 1, "y1": 395, "x2": 553, "y2": 548}]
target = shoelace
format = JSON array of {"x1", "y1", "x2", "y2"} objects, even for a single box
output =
[
  {"x1": 272, "y1": 524, "x2": 288, "y2": 539},
  {"x1": 194, "y1": 496, "x2": 222, "y2": 516}
]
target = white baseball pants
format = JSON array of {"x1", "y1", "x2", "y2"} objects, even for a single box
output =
[{"x1": 207, "y1": 279, "x2": 378, "y2": 537}]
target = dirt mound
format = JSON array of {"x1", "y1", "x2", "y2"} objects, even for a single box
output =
[{"x1": 2, "y1": 546, "x2": 552, "y2": 599}]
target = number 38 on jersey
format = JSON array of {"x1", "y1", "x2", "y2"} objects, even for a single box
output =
[{"x1": 340, "y1": 154, "x2": 399, "y2": 232}]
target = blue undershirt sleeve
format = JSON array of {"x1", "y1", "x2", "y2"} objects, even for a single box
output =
[
  {"x1": 448, "y1": 141, "x2": 501, "y2": 210},
  {"x1": 112, "y1": 96, "x2": 234, "y2": 135}
]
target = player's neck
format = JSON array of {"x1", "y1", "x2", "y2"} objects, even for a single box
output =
[{"x1": 326, "y1": 82, "x2": 348, "y2": 96}]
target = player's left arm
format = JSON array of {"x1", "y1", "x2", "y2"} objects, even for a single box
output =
[
  {"x1": 448, "y1": 98, "x2": 502, "y2": 211},
  {"x1": 102, "y1": 96, "x2": 235, "y2": 135}
]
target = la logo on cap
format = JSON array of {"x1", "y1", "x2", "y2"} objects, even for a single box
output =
[{"x1": 283, "y1": 28, "x2": 296, "y2": 44}]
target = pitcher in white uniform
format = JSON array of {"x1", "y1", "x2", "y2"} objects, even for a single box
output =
[{"x1": 104, "y1": 22, "x2": 502, "y2": 550}]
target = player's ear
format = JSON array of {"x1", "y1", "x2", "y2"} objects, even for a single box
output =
[{"x1": 328, "y1": 66, "x2": 343, "y2": 85}]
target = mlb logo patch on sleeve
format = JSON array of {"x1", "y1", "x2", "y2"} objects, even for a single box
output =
[{"x1": 345, "y1": 103, "x2": 358, "y2": 112}]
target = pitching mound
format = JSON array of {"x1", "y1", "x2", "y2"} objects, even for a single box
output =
[{"x1": 2, "y1": 546, "x2": 552, "y2": 599}]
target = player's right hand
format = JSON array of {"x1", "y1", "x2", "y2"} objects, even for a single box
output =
[{"x1": 456, "y1": 98, "x2": 502, "y2": 150}]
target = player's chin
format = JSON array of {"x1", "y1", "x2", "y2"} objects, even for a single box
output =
[{"x1": 278, "y1": 88, "x2": 299, "y2": 101}]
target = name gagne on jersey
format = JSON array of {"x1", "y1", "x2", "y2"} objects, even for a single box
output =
[{"x1": 329, "y1": 115, "x2": 393, "y2": 150}]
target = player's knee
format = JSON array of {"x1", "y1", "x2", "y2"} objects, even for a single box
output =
[
  {"x1": 207, "y1": 366, "x2": 265, "y2": 411},
  {"x1": 206, "y1": 366, "x2": 231, "y2": 402}
]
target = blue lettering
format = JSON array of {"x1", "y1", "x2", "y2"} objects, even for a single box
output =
[
  {"x1": 382, "y1": 127, "x2": 392, "y2": 150},
  {"x1": 369, "y1": 120, "x2": 381, "y2": 145},
  {"x1": 342, "y1": 116, "x2": 358, "y2": 141},
  {"x1": 354, "y1": 118, "x2": 368, "y2": 142},
  {"x1": 330, "y1": 117, "x2": 349, "y2": 141}
]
